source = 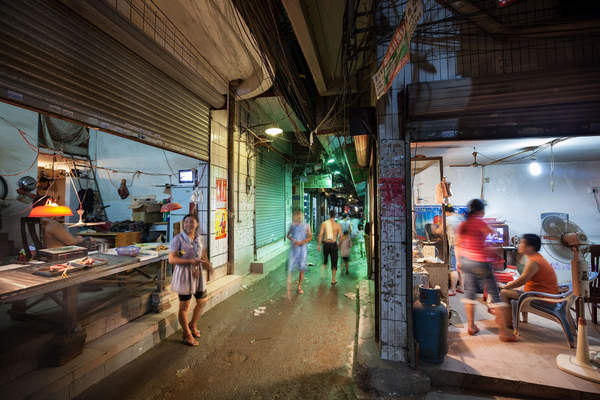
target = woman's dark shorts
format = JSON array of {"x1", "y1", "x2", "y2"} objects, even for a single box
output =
[{"x1": 178, "y1": 291, "x2": 207, "y2": 301}]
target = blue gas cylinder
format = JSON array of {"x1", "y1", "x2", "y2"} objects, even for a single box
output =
[{"x1": 413, "y1": 286, "x2": 448, "y2": 363}]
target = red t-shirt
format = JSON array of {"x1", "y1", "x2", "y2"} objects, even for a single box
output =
[{"x1": 457, "y1": 216, "x2": 490, "y2": 262}]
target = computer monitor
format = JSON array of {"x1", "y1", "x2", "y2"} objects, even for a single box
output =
[
  {"x1": 178, "y1": 169, "x2": 195, "y2": 184},
  {"x1": 486, "y1": 224, "x2": 509, "y2": 246}
]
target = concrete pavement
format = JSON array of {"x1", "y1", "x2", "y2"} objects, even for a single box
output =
[{"x1": 77, "y1": 240, "x2": 366, "y2": 400}]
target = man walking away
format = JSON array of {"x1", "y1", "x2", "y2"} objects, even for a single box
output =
[{"x1": 318, "y1": 209, "x2": 343, "y2": 285}]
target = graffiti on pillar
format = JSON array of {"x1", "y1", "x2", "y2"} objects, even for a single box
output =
[{"x1": 378, "y1": 177, "x2": 406, "y2": 217}]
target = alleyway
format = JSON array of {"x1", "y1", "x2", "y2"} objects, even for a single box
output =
[{"x1": 77, "y1": 238, "x2": 367, "y2": 400}]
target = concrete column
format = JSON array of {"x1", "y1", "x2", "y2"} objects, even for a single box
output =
[{"x1": 376, "y1": 89, "x2": 411, "y2": 363}]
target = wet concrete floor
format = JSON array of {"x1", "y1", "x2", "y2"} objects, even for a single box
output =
[{"x1": 77, "y1": 239, "x2": 367, "y2": 400}]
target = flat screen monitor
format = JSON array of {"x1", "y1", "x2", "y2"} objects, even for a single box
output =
[
  {"x1": 178, "y1": 169, "x2": 195, "y2": 184},
  {"x1": 486, "y1": 224, "x2": 509, "y2": 246}
]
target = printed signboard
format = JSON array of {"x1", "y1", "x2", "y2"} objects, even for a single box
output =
[
  {"x1": 304, "y1": 174, "x2": 333, "y2": 189},
  {"x1": 215, "y1": 208, "x2": 227, "y2": 239}
]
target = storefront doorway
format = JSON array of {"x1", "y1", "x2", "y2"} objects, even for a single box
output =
[{"x1": 409, "y1": 135, "x2": 600, "y2": 395}]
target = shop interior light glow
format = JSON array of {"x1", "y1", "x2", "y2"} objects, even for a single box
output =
[
  {"x1": 529, "y1": 160, "x2": 542, "y2": 176},
  {"x1": 265, "y1": 126, "x2": 283, "y2": 136},
  {"x1": 29, "y1": 199, "x2": 73, "y2": 218},
  {"x1": 327, "y1": 158, "x2": 335, "y2": 164}
]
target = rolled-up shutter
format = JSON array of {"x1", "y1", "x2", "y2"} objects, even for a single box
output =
[
  {"x1": 0, "y1": 0, "x2": 210, "y2": 160},
  {"x1": 407, "y1": 68, "x2": 600, "y2": 141},
  {"x1": 255, "y1": 148, "x2": 286, "y2": 248}
]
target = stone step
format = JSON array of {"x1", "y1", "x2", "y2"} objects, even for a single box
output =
[{"x1": 0, "y1": 274, "x2": 242, "y2": 400}]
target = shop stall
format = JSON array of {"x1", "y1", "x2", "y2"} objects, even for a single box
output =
[{"x1": 410, "y1": 136, "x2": 600, "y2": 393}]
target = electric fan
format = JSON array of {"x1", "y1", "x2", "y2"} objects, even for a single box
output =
[{"x1": 541, "y1": 214, "x2": 599, "y2": 382}]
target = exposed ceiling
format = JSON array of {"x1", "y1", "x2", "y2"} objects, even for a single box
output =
[
  {"x1": 152, "y1": 0, "x2": 272, "y2": 99},
  {"x1": 282, "y1": 0, "x2": 373, "y2": 97},
  {"x1": 247, "y1": 97, "x2": 305, "y2": 134},
  {"x1": 413, "y1": 136, "x2": 600, "y2": 165}
]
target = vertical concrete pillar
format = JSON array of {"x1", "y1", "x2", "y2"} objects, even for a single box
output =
[{"x1": 376, "y1": 90, "x2": 411, "y2": 362}]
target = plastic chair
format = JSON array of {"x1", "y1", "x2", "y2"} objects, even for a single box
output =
[
  {"x1": 511, "y1": 286, "x2": 576, "y2": 348},
  {"x1": 587, "y1": 245, "x2": 600, "y2": 324}
]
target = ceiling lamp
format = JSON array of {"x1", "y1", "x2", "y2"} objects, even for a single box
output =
[
  {"x1": 29, "y1": 199, "x2": 73, "y2": 218},
  {"x1": 529, "y1": 157, "x2": 542, "y2": 176},
  {"x1": 265, "y1": 126, "x2": 283, "y2": 136}
]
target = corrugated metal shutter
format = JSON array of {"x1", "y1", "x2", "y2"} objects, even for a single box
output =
[
  {"x1": 255, "y1": 148, "x2": 286, "y2": 248},
  {"x1": 407, "y1": 68, "x2": 600, "y2": 141},
  {"x1": 0, "y1": 0, "x2": 210, "y2": 160}
]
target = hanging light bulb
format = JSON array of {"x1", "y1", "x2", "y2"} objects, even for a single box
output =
[
  {"x1": 529, "y1": 157, "x2": 542, "y2": 176},
  {"x1": 265, "y1": 126, "x2": 283, "y2": 136}
]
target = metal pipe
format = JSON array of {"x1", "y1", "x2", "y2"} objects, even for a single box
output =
[{"x1": 227, "y1": 81, "x2": 240, "y2": 275}]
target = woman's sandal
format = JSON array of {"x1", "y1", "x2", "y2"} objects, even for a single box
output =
[
  {"x1": 297, "y1": 288, "x2": 304, "y2": 294},
  {"x1": 182, "y1": 334, "x2": 199, "y2": 346},
  {"x1": 188, "y1": 324, "x2": 201, "y2": 339},
  {"x1": 467, "y1": 325, "x2": 480, "y2": 336}
]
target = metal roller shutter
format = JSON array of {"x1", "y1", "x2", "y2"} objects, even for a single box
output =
[
  {"x1": 0, "y1": 0, "x2": 210, "y2": 160},
  {"x1": 255, "y1": 148, "x2": 286, "y2": 248},
  {"x1": 407, "y1": 68, "x2": 600, "y2": 141}
]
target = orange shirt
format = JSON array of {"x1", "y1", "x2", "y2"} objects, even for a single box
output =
[{"x1": 524, "y1": 253, "x2": 559, "y2": 294}]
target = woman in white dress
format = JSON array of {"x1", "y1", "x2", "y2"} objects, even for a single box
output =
[{"x1": 168, "y1": 214, "x2": 213, "y2": 346}]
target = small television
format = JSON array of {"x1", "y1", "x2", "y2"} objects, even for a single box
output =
[
  {"x1": 486, "y1": 224, "x2": 509, "y2": 246},
  {"x1": 178, "y1": 169, "x2": 196, "y2": 184}
]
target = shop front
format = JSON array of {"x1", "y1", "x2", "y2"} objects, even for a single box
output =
[
  {"x1": 403, "y1": 68, "x2": 600, "y2": 396},
  {"x1": 0, "y1": 0, "x2": 221, "y2": 379}
]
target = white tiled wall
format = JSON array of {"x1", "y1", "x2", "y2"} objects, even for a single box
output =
[{"x1": 208, "y1": 106, "x2": 257, "y2": 275}]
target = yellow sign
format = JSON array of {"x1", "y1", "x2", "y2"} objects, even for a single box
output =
[{"x1": 215, "y1": 208, "x2": 227, "y2": 239}]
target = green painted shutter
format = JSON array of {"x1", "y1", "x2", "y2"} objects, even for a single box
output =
[{"x1": 255, "y1": 148, "x2": 286, "y2": 248}]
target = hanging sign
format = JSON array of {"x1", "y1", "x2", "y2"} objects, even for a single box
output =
[
  {"x1": 372, "y1": 21, "x2": 410, "y2": 100},
  {"x1": 215, "y1": 208, "x2": 227, "y2": 239},
  {"x1": 216, "y1": 179, "x2": 227, "y2": 209},
  {"x1": 304, "y1": 174, "x2": 333, "y2": 189},
  {"x1": 372, "y1": 0, "x2": 422, "y2": 100}
]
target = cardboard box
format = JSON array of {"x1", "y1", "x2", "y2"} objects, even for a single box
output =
[{"x1": 131, "y1": 203, "x2": 162, "y2": 223}]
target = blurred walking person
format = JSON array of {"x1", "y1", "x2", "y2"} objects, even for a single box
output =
[
  {"x1": 339, "y1": 230, "x2": 353, "y2": 275},
  {"x1": 455, "y1": 199, "x2": 517, "y2": 342},
  {"x1": 287, "y1": 210, "x2": 312, "y2": 296},
  {"x1": 318, "y1": 209, "x2": 343, "y2": 285}
]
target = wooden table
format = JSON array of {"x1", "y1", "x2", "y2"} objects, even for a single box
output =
[
  {"x1": 0, "y1": 251, "x2": 169, "y2": 365},
  {"x1": 79, "y1": 231, "x2": 142, "y2": 247}
]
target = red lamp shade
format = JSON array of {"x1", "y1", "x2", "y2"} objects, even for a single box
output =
[
  {"x1": 29, "y1": 199, "x2": 73, "y2": 218},
  {"x1": 160, "y1": 202, "x2": 182, "y2": 213}
]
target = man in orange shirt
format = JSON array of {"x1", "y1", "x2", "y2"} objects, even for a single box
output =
[{"x1": 500, "y1": 234, "x2": 560, "y2": 328}]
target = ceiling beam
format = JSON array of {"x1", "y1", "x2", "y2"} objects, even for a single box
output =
[
  {"x1": 435, "y1": 0, "x2": 504, "y2": 34},
  {"x1": 281, "y1": 0, "x2": 328, "y2": 95}
]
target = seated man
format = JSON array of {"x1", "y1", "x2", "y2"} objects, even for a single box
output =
[
  {"x1": 500, "y1": 233, "x2": 560, "y2": 327},
  {"x1": 42, "y1": 218, "x2": 85, "y2": 248}
]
